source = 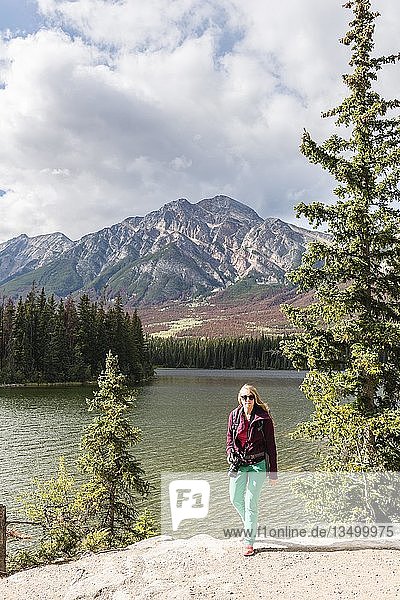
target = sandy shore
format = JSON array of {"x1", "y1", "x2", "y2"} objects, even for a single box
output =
[{"x1": 1, "y1": 535, "x2": 399, "y2": 599}]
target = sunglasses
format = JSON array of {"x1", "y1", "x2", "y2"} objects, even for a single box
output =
[{"x1": 240, "y1": 394, "x2": 255, "y2": 401}]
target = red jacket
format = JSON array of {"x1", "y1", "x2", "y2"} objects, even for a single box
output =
[{"x1": 226, "y1": 404, "x2": 278, "y2": 478}]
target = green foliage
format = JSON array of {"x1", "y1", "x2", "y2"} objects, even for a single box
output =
[
  {"x1": 0, "y1": 259, "x2": 83, "y2": 298},
  {"x1": 130, "y1": 509, "x2": 157, "y2": 540},
  {"x1": 0, "y1": 288, "x2": 153, "y2": 384},
  {"x1": 79, "y1": 352, "x2": 150, "y2": 546},
  {"x1": 290, "y1": 471, "x2": 399, "y2": 523},
  {"x1": 148, "y1": 334, "x2": 293, "y2": 370},
  {"x1": 7, "y1": 458, "x2": 106, "y2": 573},
  {"x1": 8, "y1": 354, "x2": 154, "y2": 573},
  {"x1": 17, "y1": 458, "x2": 95, "y2": 558},
  {"x1": 217, "y1": 278, "x2": 288, "y2": 302},
  {"x1": 281, "y1": 0, "x2": 400, "y2": 471}
]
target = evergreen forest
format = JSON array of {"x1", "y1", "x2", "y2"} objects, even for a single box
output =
[
  {"x1": 148, "y1": 334, "x2": 293, "y2": 370},
  {"x1": 0, "y1": 288, "x2": 153, "y2": 384}
]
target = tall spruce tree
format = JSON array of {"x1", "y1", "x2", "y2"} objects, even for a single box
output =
[
  {"x1": 79, "y1": 351, "x2": 150, "y2": 546},
  {"x1": 281, "y1": 0, "x2": 400, "y2": 471},
  {"x1": 1, "y1": 298, "x2": 14, "y2": 379},
  {"x1": 11, "y1": 352, "x2": 153, "y2": 572}
]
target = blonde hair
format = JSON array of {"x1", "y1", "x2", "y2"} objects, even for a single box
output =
[{"x1": 237, "y1": 383, "x2": 270, "y2": 414}]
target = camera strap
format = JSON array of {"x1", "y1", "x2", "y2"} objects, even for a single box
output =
[{"x1": 231, "y1": 407, "x2": 242, "y2": 441}]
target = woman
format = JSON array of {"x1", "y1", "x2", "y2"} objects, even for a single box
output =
[{"x1": 226, "y1": 383, "x2": 278, "y2": 556}]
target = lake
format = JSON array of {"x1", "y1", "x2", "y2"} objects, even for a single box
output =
[{"x1": 0, "y1": 369, "x2": 316, "y2": 522}]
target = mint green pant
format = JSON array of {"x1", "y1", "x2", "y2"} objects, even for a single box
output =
[{"x1": 229, "y1": 459, "x2": 267, "y2": 545}]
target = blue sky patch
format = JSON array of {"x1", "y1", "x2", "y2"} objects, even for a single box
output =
[{"x1": 0, "y1": 0, "x2": 43, "y2": 34}]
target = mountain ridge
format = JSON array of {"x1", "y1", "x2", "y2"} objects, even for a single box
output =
[{"x1": 0, "y1": 195, "x2": 323, "y2": 309}]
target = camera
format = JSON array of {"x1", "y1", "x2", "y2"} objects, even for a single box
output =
[{"x1": 228, "y1": 451, "x2": 245, "y2": 478}]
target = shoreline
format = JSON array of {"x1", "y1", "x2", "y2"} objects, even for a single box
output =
[{"x1": 0, "y1": 381, "x2": 93, "y2": 389}]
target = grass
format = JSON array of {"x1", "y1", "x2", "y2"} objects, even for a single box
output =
[{"x1": 150, "y1": 318, "x2": 204, "y2": 338}]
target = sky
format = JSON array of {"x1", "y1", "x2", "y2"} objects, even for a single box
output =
[{"x1": 0, "y1": 0, "x2": 398, "y2": 243}]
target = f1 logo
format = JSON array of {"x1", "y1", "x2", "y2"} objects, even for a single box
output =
[{"x1": 169, "y1": 480, "x2": 210, "y2": 531}]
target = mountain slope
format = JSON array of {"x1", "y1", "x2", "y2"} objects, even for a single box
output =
[
  {"x1": 0, "y1": 232, "x2": 73, "y2": 283},
  {"x1": 0, "y1": 196, "x2": 323, "y2": 305}
]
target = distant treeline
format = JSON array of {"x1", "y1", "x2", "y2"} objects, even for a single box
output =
[
  {"x1": 0, "y1": 288, "x2": 153, "y2": 384},
  {"x1": 147, "y1": 334, "x2": 293, "y2": 370}
]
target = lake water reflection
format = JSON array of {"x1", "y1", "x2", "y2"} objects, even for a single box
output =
[{"x1": 0, "y1": 369, "x2": 316, "y2": 519}]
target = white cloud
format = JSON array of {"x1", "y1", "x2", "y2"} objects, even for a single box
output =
[
  {"x1": 170, "y1": 156, "x2": 193, "y2": 171},
  {"x1": 0, "y1": 0, "x2": 398, "y2": 241},
  {"x1": 36, "y1": 0, "x2": 234, "y2": 51}
]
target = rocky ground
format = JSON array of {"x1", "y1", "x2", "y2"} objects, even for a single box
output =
[{"x1": 1, "y1": 535, "x2": 399, "y2": 600}]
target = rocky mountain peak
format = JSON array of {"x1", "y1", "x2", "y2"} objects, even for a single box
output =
[
  {"x1": 197, "y1": 195, "x2": 263, "y2": 224},
  {"x1": 0, "y1": 195, "x2": 323, "y2": 305},
  {"x1": 0, "y1": 233, "x2": 28, "y2": 253},
  {"x1": 0, "y1": 231, "x2": 74, "y2": 283}
]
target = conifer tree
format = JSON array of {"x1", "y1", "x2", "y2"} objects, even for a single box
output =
[
  {"x1": 11, "y1": 352, "x2": 154, "y2": 572},
  {"x1": 63, "y1": 296, "x2": 84, "y2": 380},
  {"x1": 3, "y1": 298, "x2": 14, "y2": 376},
  {"x1": 94, "y1": 301, "x2": 108, "y2": 371},
  {"x1": 0, "y1": 298, "x2": 14, "y2": 376},
  {"x1": 79, "y1": 351, "x2": 150, "y2": 546},
  {"x1": 40, "y1": 293, "x2": 58, "y2": 381},
  {"x1": 77, "y1": 294, "x2": 98, "y2": 378},
  {"x1": 131, "y1": 309, "x2": 152, "y2": 381},
  {"x1": 35, "y1": 288, "x2": 49, "y2": 379},
  {"x1": 281, "y1": 0, "x2": 400, "y2": 470},
  {"x1": 13, "y1": 296, "x2": 31, "y2": 381}
]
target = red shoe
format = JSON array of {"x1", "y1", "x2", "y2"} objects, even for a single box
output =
[{"x1": 243, "y1": 545, "x2": 254, "y2": 556}]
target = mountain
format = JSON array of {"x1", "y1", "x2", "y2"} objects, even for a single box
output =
[
  {"x1": 0, "y1": 232, "x2": 74, "y2": 284},
  {"x1": 0, "y1": 196, "x2": 321, "y2": 307}
]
